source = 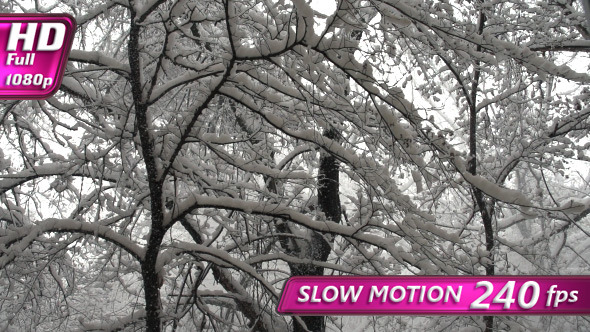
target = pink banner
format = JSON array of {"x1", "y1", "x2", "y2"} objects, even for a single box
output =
[{"x1": 277, "y1": 276, "x2": 590, "y2": 315}]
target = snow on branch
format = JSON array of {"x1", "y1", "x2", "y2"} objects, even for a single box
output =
[
  {"x1": 164, "y1": 194, "x2": 452, "y2": 274},
  {"x1": 219, "y1": 85, "x2": 432, "y2": 220},
  {"x1": 76, "y1": 0, "x2": 129, "y2": 26},
  {"x1": 198, "y1": 139, "x2": 312, "y2": 180},
  {"x1": 0, "y1": 162, "x2": 125, "y2": 195},
  {"x1": 79, "y1": 309, "x2": 146, "y2": 331},
  {"x1": 462, "y1": 172, "x2": 532, "y2": 207},
  {"x1": 147, "y1": 64, "x2": 226, "y2": 104},
  {"x1": 69, "y1": 50, "x2": 131, "y2": 74},
  {"x1": 0, "y1": 218, "x2": 145, "y2": 268},
  {"x1": 529, "y1": 40, "x2": 590, "y2": 52},
  {"x1": 379, "y1": 0, "x2": 590, "y2": 82},
  {"x1": 0, "y1": 162, "x2": 77, "y2": 195},
  {"x1": 157, "y1": 241, "x2": 281, "y2": 301}
]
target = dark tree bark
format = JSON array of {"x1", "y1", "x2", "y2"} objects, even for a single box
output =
[
  {"x1": 292, "y1": 127, "x2": 341, "y2": 332},
  {"x1": 129, "y1": 10, "x2": 169, "y2": 332},
  {"x1": 468, "y1": 4, "x2": 495, "y2": 331}
]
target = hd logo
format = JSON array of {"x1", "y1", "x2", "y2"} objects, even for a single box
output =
[{"x1": 0, "y1": 14, "x2": 75, "y2": 99}]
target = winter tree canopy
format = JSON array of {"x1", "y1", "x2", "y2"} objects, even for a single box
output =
[{"x1": 1, "y1": 0, "x2": 590, "y2": 331}]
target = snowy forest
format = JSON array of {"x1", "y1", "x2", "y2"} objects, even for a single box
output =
[{"x1": 1, "y1": 0, "x2": 590, "y2": 331}]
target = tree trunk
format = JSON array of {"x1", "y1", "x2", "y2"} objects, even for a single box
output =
[
  {"x1": 469, "y1": 4, "x2": 495, "y2": 331},
  {"x1": 129, "y1": 10, "x2": 166, "y2": 331},
  {"x1": 292, "y1": 127, "x2": 341, "y2": 332}
]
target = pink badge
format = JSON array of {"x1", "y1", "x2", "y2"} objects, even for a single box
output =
[{"x1": 0, "y1": 14, "x2": 76, "y2": 99}]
